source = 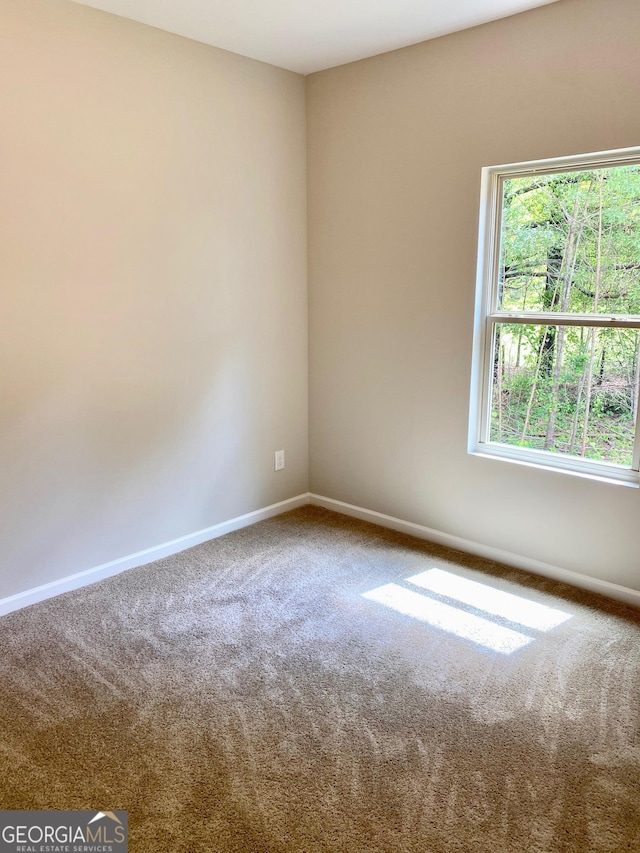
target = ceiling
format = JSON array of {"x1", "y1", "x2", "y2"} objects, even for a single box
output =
[{"x1": 71, "y1": 0, "x2": 559, "y2": 75}]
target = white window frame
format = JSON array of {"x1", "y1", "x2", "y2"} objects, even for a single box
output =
[{"x1": 469, "y1": 146, "x2": 640, "y2": 488}]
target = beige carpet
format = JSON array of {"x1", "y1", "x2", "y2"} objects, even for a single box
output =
[{"x1": 0, "y1": 506, "x2": 639, "y2": 852}]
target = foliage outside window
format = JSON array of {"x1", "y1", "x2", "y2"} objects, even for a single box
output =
[{"x1": 470, "y1": 148, "x2": 640, "y2": 486}]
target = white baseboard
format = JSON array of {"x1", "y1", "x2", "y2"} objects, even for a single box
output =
[
  {"x1": 4, "y1": 491, "x2": 638, "y2": 617},
  {"x1": 0, "y1": 493, "x2": 310, "y2": 617},
  {"x1": 309, "y1": 493, "x2": 640, "y2": 609}
]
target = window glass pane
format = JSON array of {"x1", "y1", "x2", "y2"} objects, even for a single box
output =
[
  {"x1": 497, "y1": 165, "x2": 640, "y2": 316},
  {"x1": 489, "y1": 323, "x2": 640, "y2": 467}
]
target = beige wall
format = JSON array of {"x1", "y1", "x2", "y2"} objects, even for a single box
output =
[
  {"x1": 3, "y1": 0, "x2": 640, "y2": 604},
  {"x1": 307, "y1": 0, "x2": 640, "y2": 590},
  {"x1": 0, "y1": 0, "x2": 308, "y2": 599}
]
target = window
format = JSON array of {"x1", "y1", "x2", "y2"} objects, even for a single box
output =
[{"x1": 470, "y1": 148, "x2": 640, "y2": 486}]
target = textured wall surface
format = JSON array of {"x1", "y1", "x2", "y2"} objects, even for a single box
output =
[
  {"x1": 307, "y1": 0, "x2": 640, "y2": 590},
  {"x1": 0, "y1": 0, "x2": 308, "y2": 599}
]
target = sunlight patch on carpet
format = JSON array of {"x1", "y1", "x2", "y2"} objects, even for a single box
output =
[
  {"x1": 406, "y1": 569, "x2": 572, "y2": 631},
  {"x1": 362, "y1": 583, "x2": 533, "y2": 654}
]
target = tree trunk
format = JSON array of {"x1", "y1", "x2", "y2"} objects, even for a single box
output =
[
  {"x1": 521, "y1": 327, "x2": 551, "y2": 443},
  {"x1": 597, "y1": 346, "x2": 606, "y2": 386},
  {"x1": 544, "y1": 194, "x2": 587, "y2": 450},
  {"x1": 580, "y1": 175, "x2": 604, "y2": 457},
  {"x1": 539, "y1": 246, "x2": 562, "y2": 378},
  {"x1": 496, "y1": 337, "x2": 503, "y2": 441},
  {"x1": 568, "y1": 356, "x2": 589, "y2": 455}
]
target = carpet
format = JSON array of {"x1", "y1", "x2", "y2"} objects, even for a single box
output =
[{"x1": 0, "y1": 506, "x2": 638, "y2": 852}]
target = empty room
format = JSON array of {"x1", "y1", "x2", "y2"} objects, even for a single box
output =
[{"x1": 1, "y1": 0, "x2": 639, "y2": 850}]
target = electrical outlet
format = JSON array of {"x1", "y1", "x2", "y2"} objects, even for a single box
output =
[{"x1": 274, "y1": 450, "x2": 285, "y2": 471}]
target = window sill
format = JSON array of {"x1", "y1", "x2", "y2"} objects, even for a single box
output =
[{"x1": 470, "y1": 442, "x2": 640, "y2": 488}]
